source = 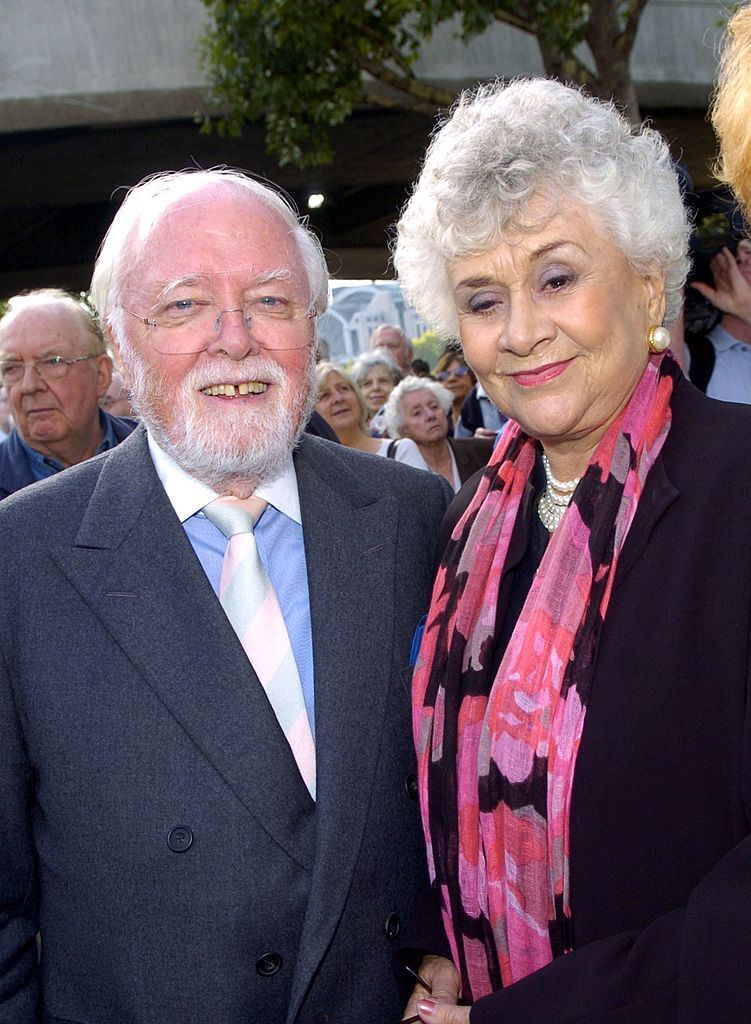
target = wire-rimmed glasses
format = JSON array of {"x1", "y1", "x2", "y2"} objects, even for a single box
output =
[
  {"x1": 121, "y1": 292, "x2": 316, "y2": 355},
  {"x1": 0, "y1": 354, "x2": 98, "y2": 386}
]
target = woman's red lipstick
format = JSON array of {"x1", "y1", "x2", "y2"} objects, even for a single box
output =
[{"x1": 511, "y1": 358, "x2": 573, "y2": 387}]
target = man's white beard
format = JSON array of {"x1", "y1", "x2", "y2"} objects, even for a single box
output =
[{"x1": 122, "y1": 343, "x2": 317, "y2": 492}]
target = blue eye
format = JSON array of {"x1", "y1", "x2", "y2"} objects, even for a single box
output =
[{"x1": 161, "y1": 298, "x2": 210, "y2": 318}]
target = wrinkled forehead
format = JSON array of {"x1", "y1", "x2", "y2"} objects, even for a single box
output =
[
  {"x1": 378, "y1": 331, "x2": 407, "y2": 348},
  {"x1": 123, "y1": 188, "x2": 306, "y2": 299},
  {"x1": 0, "y1": 304, "x2": 87, "y2": 356}
]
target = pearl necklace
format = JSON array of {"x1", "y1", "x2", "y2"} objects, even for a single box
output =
[{"x1": 538, "y1": 452, "x2": 580, "y2": 533}]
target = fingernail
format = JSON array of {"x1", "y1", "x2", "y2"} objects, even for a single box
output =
[{"x1": 417, "y1": 999, "x2": 437, "y2": 1018}]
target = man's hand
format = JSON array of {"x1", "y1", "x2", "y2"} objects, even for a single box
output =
[
  {"x1": 691, "y1": 246, "x2": 751, "y2": 323},
  {"x1": 401, "y1": 955, "x2": 462, "y2": 1022}
]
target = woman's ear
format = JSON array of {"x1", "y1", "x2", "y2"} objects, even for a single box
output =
[{"x1": 644, "y1": 269, "x2": 667, "y2": 324}]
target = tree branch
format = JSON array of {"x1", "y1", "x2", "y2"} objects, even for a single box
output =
[
  {"x1": 491, "y1": 9, "x2": 537, "y2": 36},
  {"x1": 620, "y1": 0, "x2": 651, "y2": 55},
  {"x1": 359, "y1": 57, "x2": 456, "y2": 110}
]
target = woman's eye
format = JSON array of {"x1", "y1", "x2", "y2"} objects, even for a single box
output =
[
  {"x1": 540, "y1": 271, "x2": 574, "y2": 292},
  {"x1": 466, "y1": 292, "x2": 504, "y2": 316}
]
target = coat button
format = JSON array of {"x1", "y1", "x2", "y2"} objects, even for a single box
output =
[
  {"x1": 256, "y1": 952, "x2": 283, "y2": 976},
  {"x1": 385, "y1": 912, "x2": 401, "y2": 941},
  {"x1": 166, "y1": 826, "x2": 193, "y2": 852},
  {"x1": 404, "y1": 772, "x2": 419, "y2": 800}
]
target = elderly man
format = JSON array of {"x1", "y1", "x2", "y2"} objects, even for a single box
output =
[
  {"x1": 370, "y1": 321, "x2": 413, "y2": 373},
  {"x1": 0, "y1": 288, "x2": 136, "y2": 498},
  {"x1": 0, "y1": 170, "x2": 450, "y2": 1024}
]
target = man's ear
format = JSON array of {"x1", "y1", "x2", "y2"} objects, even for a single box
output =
[
  {"x1": 95, "y1": 353, "x2": 113, "y2": 399},
  {"x1": 105, "y1": 326, "x2": 132, "y2": 390}
]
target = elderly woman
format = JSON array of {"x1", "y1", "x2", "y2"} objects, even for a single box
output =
[
  {"x1": 393, "y1": 78, "x2": 751, "y2": 1024},
  {"x1": 383, "y1": 376, "x2": 492, "y2": 491},
  {"x1": 432, "y1": 349, "x2": 475, "y2": 433},
  {"x1": 313, "y1": 361, "x2": 425, "y2": 467},
  {"x1": 351, "y1": 348, "x2": 402, "y2": 435}
]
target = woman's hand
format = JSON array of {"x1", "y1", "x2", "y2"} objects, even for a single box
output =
[
  {"x1": 402, "y1": 954, "x2": 462, "y2": 1022},
  {"x1": 691, "y1": 247, "x2": 751, "y2": 323},
  {"x1": 414, "y1": 999, "x2": 471, "y2": 1023}
]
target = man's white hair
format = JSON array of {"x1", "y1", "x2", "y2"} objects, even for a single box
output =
[{"x1": 90, "y1": 168, "x2": 329, "y2": 340}]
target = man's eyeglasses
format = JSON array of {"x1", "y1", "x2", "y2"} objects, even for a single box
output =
[
  {"x1": 0, "y1": 354, "x2": 98, "y2": 386},
  {"x1": 435, "y1": 365, "x2": 470, "y2": 381},
  {"x1": 121, "y1": 295, "x2": 315, "y2": 354}
]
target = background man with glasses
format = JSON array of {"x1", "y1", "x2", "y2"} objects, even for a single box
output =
[
  {"x1": 0, "y1": 170, "x2": 450, "y2": 1023},
  {"x1": 0, "y1": 288, "x2": 136, "y2": 498}
]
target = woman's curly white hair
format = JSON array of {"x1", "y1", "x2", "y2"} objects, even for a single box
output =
[{"x1": 394, "y1": 78, "x2": 691, "y2": 338}]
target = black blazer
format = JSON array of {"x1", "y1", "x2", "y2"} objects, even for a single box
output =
[
  {"x1": 447, "y1": 436, "x2": 494, "y2": 485},
  {"x1": 438, "y1": 377, "x2": 751, "y2": 1024}
]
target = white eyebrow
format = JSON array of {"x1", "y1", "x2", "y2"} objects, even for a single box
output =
[
  {"x1": 156, "y1": 276, "x2": 212, "y2": 303},
  {"x1": 249, "y1": 269, "x2": 293, "y2": 286},
  {"x1": 153, "y1": 269, "x2": 294, "y2": 304}
]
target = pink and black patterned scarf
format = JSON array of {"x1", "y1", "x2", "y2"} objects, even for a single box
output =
[{"x1": 413, "y1": 353, "x2": 680, "y2": 998}]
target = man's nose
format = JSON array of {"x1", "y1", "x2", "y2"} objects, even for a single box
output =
[
  {"x1": 18, "y1": 363, "x2": 46, "y2": 392},
  {"x1": 206, "y1": 308, "x2": 262, "y2": 358}
]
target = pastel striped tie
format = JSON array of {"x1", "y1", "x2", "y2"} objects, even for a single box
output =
[{"x1": 203, "y1": 495, "x2": 316, "y2": 800}]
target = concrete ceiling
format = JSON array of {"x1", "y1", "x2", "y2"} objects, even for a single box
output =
[{"x1": 0, "y1": 102, "x2": 720, "y2": 302}]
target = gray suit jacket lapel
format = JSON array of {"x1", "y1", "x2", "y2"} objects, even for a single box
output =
[
  {"x1": 287, "y1": 436, "x2": 402, "y2": 1018},
  {"x1": 49, "y1": 429, "x2": 316, "y2": 870}
]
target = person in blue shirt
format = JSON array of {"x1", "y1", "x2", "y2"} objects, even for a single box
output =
[{"x1": 0, "y1": 287, "x2": 136, "y2": 498}]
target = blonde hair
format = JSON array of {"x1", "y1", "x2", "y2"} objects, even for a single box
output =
[
  {"x1": 314, "y1": 361, "x2": 370, "y2": 432},
  {"x1": 712, "y1": 6, "x2": 751, "y2": 219}
]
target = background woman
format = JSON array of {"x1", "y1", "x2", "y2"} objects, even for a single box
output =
[
  {"x1": 394, "y1": 78, "x2": 751, "y2": 1024},
  {"x1": 712, "y1": 4, "x2": 751, "y2": 221},
  {"x1": 351, "y1": 348, "x2": 401, "y2": 435},
  {"x1": 432, "y1": 349, "x2": 475, "y2": 433},
  {"x1": 383, "y1": 376, "x2": 492, "y2": 491},
  {"x1": 314, "y1": 361, "x2": 424, "y2": 468}
]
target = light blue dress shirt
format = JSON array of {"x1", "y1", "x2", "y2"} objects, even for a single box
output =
[
  {"x1": 147, "y1": 436, "x2": 316, "y2": 737},
  {"x1": 705, "y1": 324, "x2": 751, "y2": 405}
]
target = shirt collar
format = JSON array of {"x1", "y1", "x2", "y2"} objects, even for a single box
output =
[
  {"x1": 146, "y1": 432, "x2": 301, "y2": 525},
  {"x1": 709, "y1": 322, "x2": 750, "y2": 353}
]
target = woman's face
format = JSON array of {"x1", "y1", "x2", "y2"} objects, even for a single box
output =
[
  {"x1": 399, "y1": 388, "x2": 448, "y2": 445},
  {"x1": 315, "y1": 371, "x2": 360, "y2": 432},
  {"x1": 448, "y1": 196, "x2": 664, "y2": 473},
  {"x1": 435, "y1": 359, "x2": 473, "y2": 404},
  {"x1": 359, "y1": 366, "x2": 395, "y2": 413}
]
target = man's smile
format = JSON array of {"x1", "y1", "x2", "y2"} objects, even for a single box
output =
[{"x1": 200, "y1": 381, "x2": 269, "y2": 397}]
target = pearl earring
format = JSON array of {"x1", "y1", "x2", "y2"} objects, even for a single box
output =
[{"x1": 647, "y1": 325, "x2": 670, "y2": 354}]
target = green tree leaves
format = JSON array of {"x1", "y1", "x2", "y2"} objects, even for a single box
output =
[{"x1": 200, "y1": 0, "x2": 648, "y2": 167}]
